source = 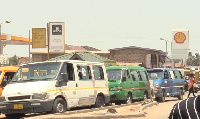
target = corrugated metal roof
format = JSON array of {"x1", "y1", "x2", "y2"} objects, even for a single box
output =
[{"x1": 49, "y1": 51, "x2": 112, "y2": 63}]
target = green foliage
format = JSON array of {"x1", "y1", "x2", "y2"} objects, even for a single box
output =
[
  {"x1": 187, "y1": 52, "x2": 200, "y2": 66},
  {"x1": 8, "y1": 55, "x2": 18, "y2": 66}
]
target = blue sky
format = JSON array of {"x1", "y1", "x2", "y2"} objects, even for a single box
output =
[{"x1": 1, "y1": 0, "x2": 200, "y2": 57}]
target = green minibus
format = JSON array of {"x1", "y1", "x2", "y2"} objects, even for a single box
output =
[{"x1": 106, "y1": 66, "x2": 150, "y2": 104}]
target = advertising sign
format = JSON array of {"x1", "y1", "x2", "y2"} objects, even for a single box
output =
[
  {"x1": 171, "y1": 29, "x2": 189, "y2": 59},
  {"x1": 172, "y1": 29, "x2": 189, "y2": 50},
  {"x1": 49, "y1": 22, "x2": 65, "y2": 53},
  {"x1": 32, "y1": 28, "x2": 46, "y2": 48}
]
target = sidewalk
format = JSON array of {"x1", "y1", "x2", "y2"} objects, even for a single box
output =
[{"x1": 25, "y1": 100, "x2": 158, "y2": 119}]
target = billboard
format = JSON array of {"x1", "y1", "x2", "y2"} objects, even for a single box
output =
[
  {"x1": 172, "y1": 29, "x2": 189, "y2": 50},
  {"x1": 32, "y1": 28, "x2": 46, "y2": 48},
  {"x1": 171, "y1": 29, "x2": 189, "y2": 59},
  {"x1": 49, "y1": 22, "x2": 65, "y2": 53}
]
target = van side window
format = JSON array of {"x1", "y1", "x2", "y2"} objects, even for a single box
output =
[
  {"x1": 92, "y1": 66, "x2": 104, "y2": 80},
  {"x1": 77, "y1": 65, "x2": 92, "y2": 80},
  {"x1": 139, "y1": 71, "x2": 148, "y2": 81},
  {"x1": 164, "y1": 70, "x2": 169, "y2": 79},
  {"x1": 127, "y1": 70, "x2": 130, "y2": 79},
  {"x1": 174, "y1": 70, "x2": 182, "y2": 79},
  {"x1": 130, "y1": 70, "x2": 140, "y2": 81},
  {"x1": 169, "y1": 70, "x2": 175, "y2": 79},
  {"x1": 60, "y1": 63, "x2": 74, "y2": 81},
  {"x1": 137, "y1": 71, "x2": 142, "y2": 81},
  {"x1": 67, "y1": 63, "x2": 74, "y2": 81}
]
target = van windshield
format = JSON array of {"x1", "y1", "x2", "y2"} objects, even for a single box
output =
[
  {"x1": 106, "y1": 69, "x2": 121, "y2": 81},
  {"x1": 12, "y1": 62, "x2": 61, "y2": 82},
  {"x1": 147, "y1": 71, "x2": 163, "y2": 80}
]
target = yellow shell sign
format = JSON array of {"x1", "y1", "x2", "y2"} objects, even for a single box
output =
[{"x1": 174, "y1": 32, "x2": 186, "y2": 43}]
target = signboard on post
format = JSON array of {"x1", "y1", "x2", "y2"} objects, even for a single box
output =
[
  {"x1": 32, "y1": 28, "x2": 46, "y2": 48},
  {"x1": 49, "y1": 22, "x2": 65, "y2": 53},
  {"x1": 171, "y1": 29, "x2": 189, "y2": 59}
]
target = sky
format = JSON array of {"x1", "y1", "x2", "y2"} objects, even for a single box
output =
[{"x1": 1, "y1": 0, "x2": 200, "y2": 58}]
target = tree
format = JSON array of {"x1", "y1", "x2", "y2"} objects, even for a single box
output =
[
  {"x1": 9, "y1": 55, "x2": 18, "y2": 66},
  {"x1": 186, "y1": 52, "x2": 200, "y2": 66}
]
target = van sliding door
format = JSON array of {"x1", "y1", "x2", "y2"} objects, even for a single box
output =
[{"x1": 76, "y1": 65, "x2": 95, "y2": 106}]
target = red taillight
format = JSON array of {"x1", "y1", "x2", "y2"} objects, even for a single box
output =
[{"x1": 156, "y1": 86, "x2": 161, "y2": 89}]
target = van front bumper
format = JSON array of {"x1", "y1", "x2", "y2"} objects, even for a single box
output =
[
  {"x1": 0, "y1": 99, "x2": 54, "y2": 114},
  {"x1": 109, "y1": 90, "x2": 126, "y2": 102}
]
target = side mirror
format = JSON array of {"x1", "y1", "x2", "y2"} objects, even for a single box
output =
[
  {"x1": 61, "y1": 73, "x2": 68, "y2": 82},
  {"x1": 55, "y1": 73, "x2": 68, "y2": 87},
  {"x1": 0, "y1": 78, "x2": 7, "y2": 87},
  {"x1": 122, "y1": 77, "x2": 126, "y2": 82}
]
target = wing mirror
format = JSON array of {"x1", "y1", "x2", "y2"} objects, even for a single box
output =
[{"x1": 55, "y1": 73, "x2": 68, "y2": 87}]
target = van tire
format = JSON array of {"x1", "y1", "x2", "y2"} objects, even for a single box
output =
[
  {"x1": 178, "y1": 90, "x2": 183, "y2": 100},
  {"x1": 95, "y1": 95, "x2": 105, "y2": 108},
  {"x1": 158, "y1": 91, "x2": 165, "y2": 102},
  {"x1": 51, "y1": 98, "x2": 67, "y2": 113},
  {"x1": 124, "y1": 93, "x2": 132, "y2": 104}
]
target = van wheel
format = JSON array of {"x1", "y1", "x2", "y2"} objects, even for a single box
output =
[
  {"x1": 51, "y1": 98, "x2": 67, "y2": 113},
  {"x1": 95, "y1": 95, "x2": 105, "y2": 108},
  {"x1": 158, "y1": 91, "x2": 165, "y2": 102},
  {"x1": 124, "y1": 93, "x2": 132, "y2": 104},
  {"x1": 5, "y1": 113, "x2": 25, "y2": 119},
  {"x1": 178, "y1": 90, "x2": 183, "y2": 100},
  {"x1": 195, "y1": 88, "x2": 198, "y2": 93}
]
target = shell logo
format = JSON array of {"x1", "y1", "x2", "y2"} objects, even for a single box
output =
[{"x1": 174, "y1": 32, "x2": 186, "y2": 43}]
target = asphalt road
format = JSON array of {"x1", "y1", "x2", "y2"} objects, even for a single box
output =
[
  {"x1": 0, "y1": 91, "x2": 198, "y2": 119},
  {"x1": 138, "y1": 91, "x2": 199, "y2": 119}
]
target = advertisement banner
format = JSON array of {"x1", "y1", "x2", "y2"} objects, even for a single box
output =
[
  {"x1": 32, "y1": 28, "x2": 46, "y2": 48},
  {"x1": 171, "y1": 29, "x2": 189, "y2": 59},
  {"x1": 49, "y1": 22, "x2": 65, "y2": 53},
  {"x1": 172, "y1": 29, "x2": 189, "y2": 50}
]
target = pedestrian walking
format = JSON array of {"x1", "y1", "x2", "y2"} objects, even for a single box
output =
[
  {"x1": 187, "y1": 68, "x2": 196, "y2": 98},
  {"x1": 168, "y1": 68, "x2": 198, "y2": 119}
]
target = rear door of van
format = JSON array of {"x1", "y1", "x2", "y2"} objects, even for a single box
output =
[
  {"x1": 130, "y1": 70, "x2": 141, "y2": 99},
  {"x1": 138, "y1": 70, "x2": 149, "y2": 98},
  {"x1": 76, "y1": 64, "x2": 95, "y2": 105},
  {"x1": 171, "y1": 70, "x2": 184, "y2": 95},
  {"x1": 122, "y1": 69, "x2": 134, "y2": 98}
]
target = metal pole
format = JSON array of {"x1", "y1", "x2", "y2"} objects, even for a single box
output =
[
  {"x1": 47, "y1": 23, "x2": 49, "y2": 60},
  {"x1": 29, "y1": 30, "x2": 30, "y2": 62},
  {"x1": 166, "y1": 40, "x2": 167, "y2": 54}
]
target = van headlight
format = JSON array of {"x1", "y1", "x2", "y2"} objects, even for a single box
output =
[
  {"x1": 110, "y1": 86, "x2": 122, "y2": 91},
  {"x1": 0, "y1": 96, "x2": 6, "y2": 102},
  {"x1": 32, "y1": 93, "x2": 49, "y2": 100}
]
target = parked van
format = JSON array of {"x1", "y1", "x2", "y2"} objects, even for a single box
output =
[
  {"x1": 0, "y1": 66, "x2": 19, "y2": 96},
  {"x1": 106, "y1": 66, "x2": 150, "y2": 105},
  {"x1": 147, "y1": 68, "x2": 185, "y2": 102},
  {"x1": 0, "y1": 60, "x2": 110, "y2": 119}
]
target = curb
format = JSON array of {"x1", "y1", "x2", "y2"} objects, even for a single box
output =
[
  {"x1": 30, "y1": 101, "x2": 158, "y2": 119},
  {"x1": 139, "y1": 101, "x2": 158, "y2": 115}
]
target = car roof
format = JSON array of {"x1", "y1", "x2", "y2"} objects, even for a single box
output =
[{"x1": 106, "y1": 66, "x2": 146, "y2": 70}]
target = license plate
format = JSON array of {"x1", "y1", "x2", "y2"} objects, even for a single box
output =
[{"x1": 13, "y1": 104, "x2": 23, "y2": 109}]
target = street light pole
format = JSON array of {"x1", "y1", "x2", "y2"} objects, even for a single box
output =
[
  {"x1": 160, "y1": 38, "x2": 168, "y2": 54},
  {"x1": 0, "y1": 20, "x2": 11, "y2": 54}
]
